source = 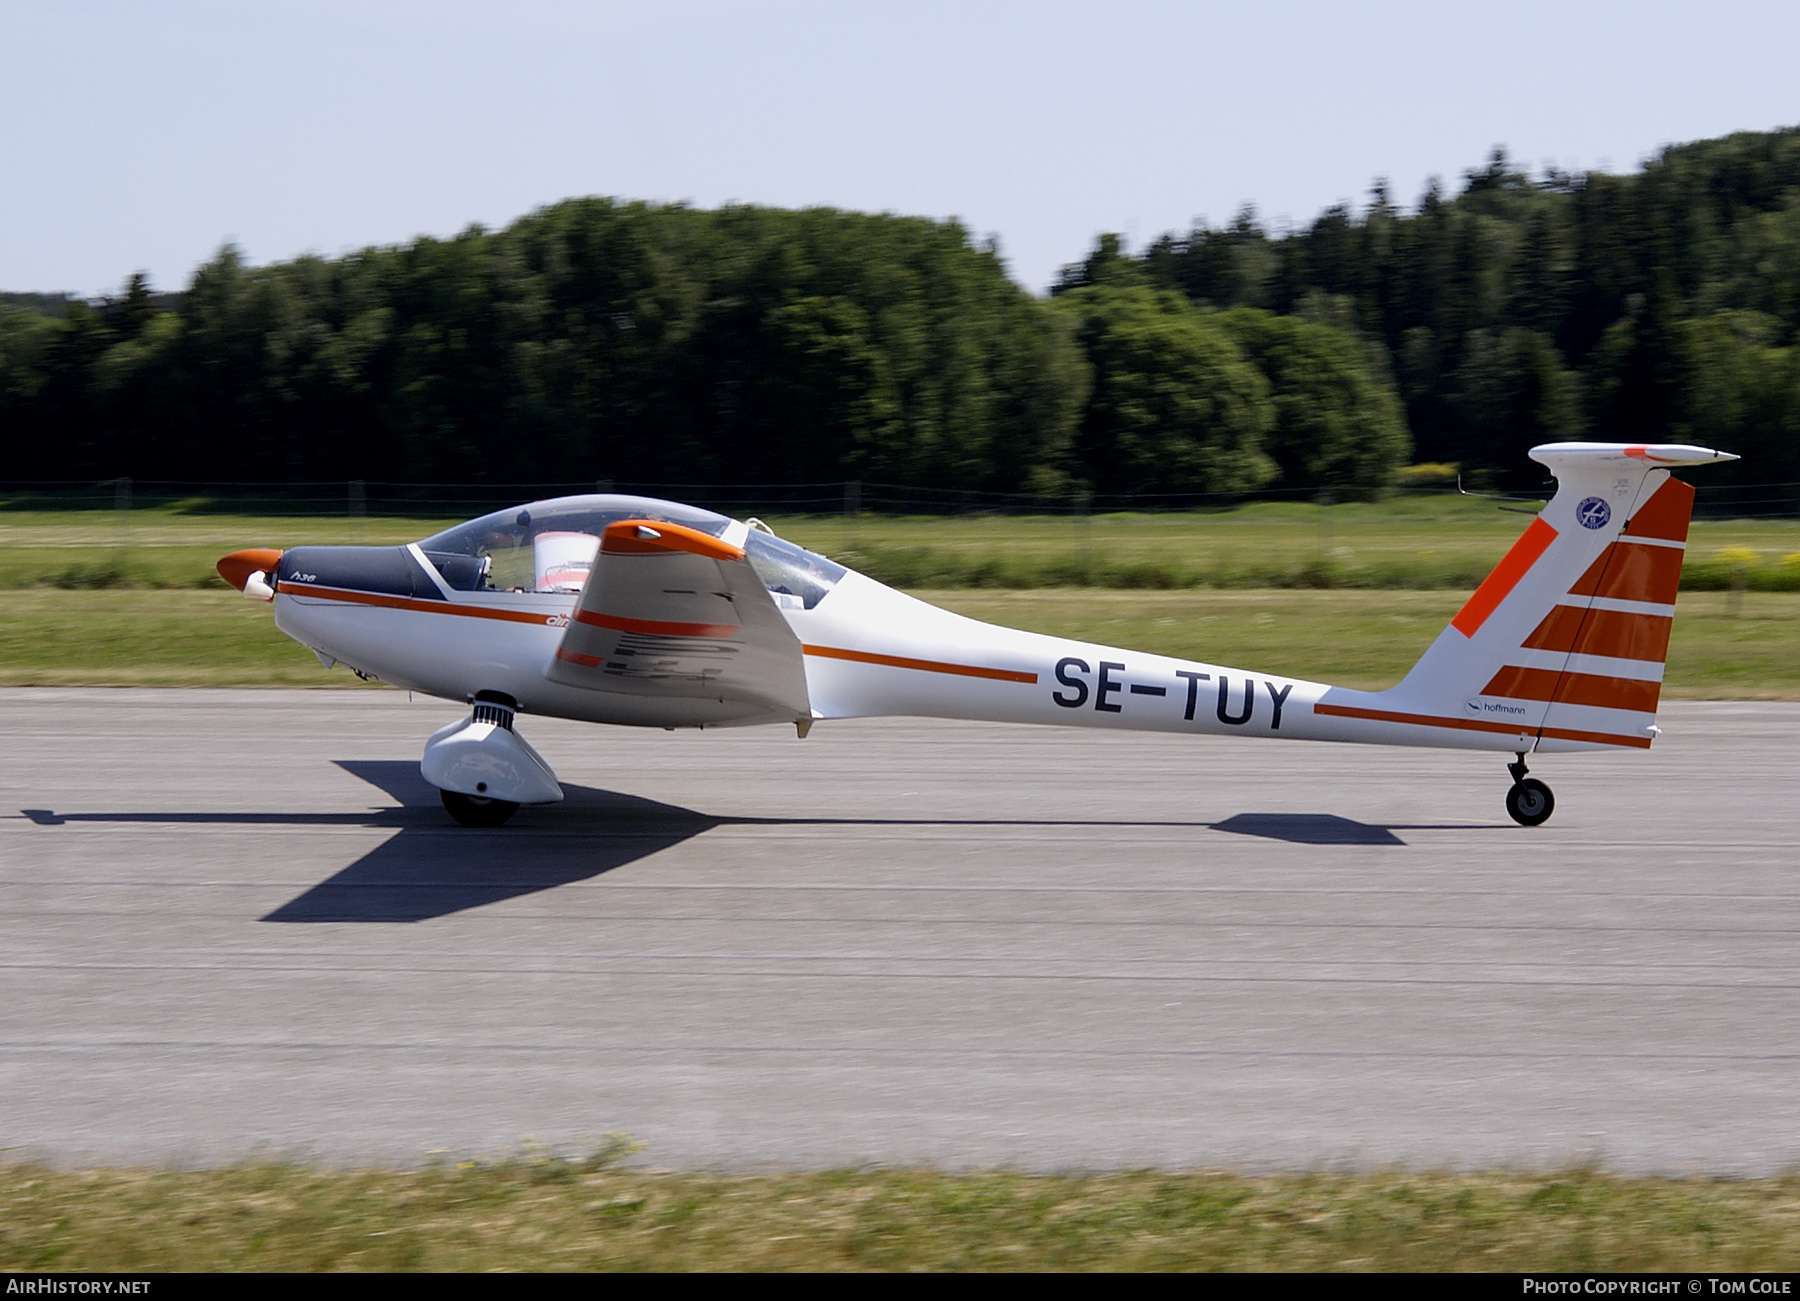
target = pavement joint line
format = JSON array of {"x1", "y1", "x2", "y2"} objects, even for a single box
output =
[
  {"x1": 7, "y1": 1040, "x2": 1800, "y2": 1064},
  {"x1": 6, "y1": 963, "x2": 1799, "y2": 988}
]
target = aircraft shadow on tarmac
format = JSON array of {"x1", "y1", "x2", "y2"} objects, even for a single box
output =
[
  {"x1": 1209, "y1": 812, "x2": 1407, "y2": 846},
  {"x1": 264, "y1": 761, "x2": 722, "y2": 923},
  {"x1": 18, "y1": 761, "x2": 1490, "y2": 923}
]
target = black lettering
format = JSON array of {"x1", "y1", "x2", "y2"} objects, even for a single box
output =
[
  {"x1": 1128, "y1": 683, "x2": 1166, "y2": 697},
  {"x1": 1096, "y1": 661, "x2": 1125, "y2": 713},
  {"x1": 1264, "y1": 680, "x2": 1294, "y2": 730},
  {"x1": 1216, "y1": 675, "x2": 1255, "y2": 725},
  {"x1": 1176, "y1": 670, "x2": 1210, "y2": 721},
  {"x1": 1052, "y1": 657, "x2": 1090, "y2": 708}
]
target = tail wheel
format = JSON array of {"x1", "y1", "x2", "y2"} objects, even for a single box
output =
[
  {"x1": 441, "y1": 789, "x2": 520, "y2": 828},
  {"x1": 1505, "y1": 778, "x2": 1555, "y2": 827}
]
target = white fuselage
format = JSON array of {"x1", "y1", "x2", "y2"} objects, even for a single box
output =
[{"x1": 275, "y1": 565, "x2": 1527, "y2": 752}]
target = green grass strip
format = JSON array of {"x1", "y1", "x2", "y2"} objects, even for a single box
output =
[
  {"x1": 5, "y1": 502, "x2": 1799, "y2": 592},
  {"x1": 5, "y1": 1158, "x2": 1800, "y2": 1271},
  {"x1": 2, "y1": 588, "x2": 1795, "y2": 696},
  {"x1": 2, "y1": 504, "x2": 1797, "y2": 694}
]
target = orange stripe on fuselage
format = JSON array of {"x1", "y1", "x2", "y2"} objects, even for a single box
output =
[
  {"x1": 286, "y1": 581, "x2": 743, "y2": 639},
  {"x1": 802, "y1": 644, "x2": 1038, "y2": 684},
  {"x1": 276, "y1": 582, "x2": 563, "y2": 624},
  {"x1": 1451, "y1": 516, "x2": 1559, "y2": 638},
  {"x1": 1522, "y1": 604, "x2": 1675, "y2": 662},
  {"x1": 1311, "y1": 701, "x2": 1652, "y2": 749}
]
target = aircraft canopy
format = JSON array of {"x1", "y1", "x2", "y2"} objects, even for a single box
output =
[{"x1": 414, "y1": 493, "x2": 846, "y2": 609}]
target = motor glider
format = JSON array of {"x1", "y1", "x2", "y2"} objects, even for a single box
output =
[{"x1": 216, "y1": 442, "x2": 1736, "y2": 828}]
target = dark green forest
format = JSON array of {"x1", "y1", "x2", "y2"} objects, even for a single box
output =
[
  {"x1": 2, "y1": 126, "x2": 1797, "y2": 503},
  {"x1": 1117, "y1": 129, "x2": 1800, "y2": 495}
]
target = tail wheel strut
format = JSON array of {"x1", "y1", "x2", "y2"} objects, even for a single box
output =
[{"x1": 1504, "y1": 753, "x2": 1555, "y2": 827}]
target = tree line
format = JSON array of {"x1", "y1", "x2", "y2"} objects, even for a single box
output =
[
  {"x1": 1112, "y1": 127, "x2": 1800, "y2": 493},
  {"x1": 2, "y1": 126, "x2": 1797, "y2": 502}
]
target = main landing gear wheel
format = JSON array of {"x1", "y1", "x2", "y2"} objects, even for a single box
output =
[
  {"x1": 1503, "y1": 753, "x2": 1555, "y2": 827},
  {"x1": 441, "y1": 789, "x2": 520, "y2": 828}
]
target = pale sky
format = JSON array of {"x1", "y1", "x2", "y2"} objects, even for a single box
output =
[{"x1": 4, "y1": 0, "x2": 1798, "y2": 297}]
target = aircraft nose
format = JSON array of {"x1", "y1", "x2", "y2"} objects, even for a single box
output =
[{"x1": 217, "y1": 548, "x2": 284, "y2": 597}]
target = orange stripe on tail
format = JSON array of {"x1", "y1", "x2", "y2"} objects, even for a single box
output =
[
  {"x1": 1522, "y1": 605, "x2": 1674, "y2": 662},
  {"x1": 1451, "y1": 516, "x2": 1559, "y2": 638},
  {"x1": 1482, "y1": 665, "x2": 1662, "y2": 714},
  {"x1": 1623, "y1": 476, "x2": 1696, "y2": 542},
  {"x1": 1566, "y1": 542, "x2": 1685, "y2": 604}
]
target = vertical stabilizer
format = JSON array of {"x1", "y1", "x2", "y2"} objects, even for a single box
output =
[{"x1": 1322, "y1": 443, "x2": 1736, "y2": 753}]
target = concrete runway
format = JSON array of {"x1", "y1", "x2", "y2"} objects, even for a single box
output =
[{"x1": 3, "y1": 688, "x2": 1798, "y2": 1174}]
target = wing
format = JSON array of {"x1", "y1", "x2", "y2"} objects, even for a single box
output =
[{"x1": 544, "y1": 519, "x2": 811, "y2": 720}]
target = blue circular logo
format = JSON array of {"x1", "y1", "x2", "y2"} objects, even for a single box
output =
[{"x1": 1576, "y1": 497, "x2": 1611, "y2": 530}]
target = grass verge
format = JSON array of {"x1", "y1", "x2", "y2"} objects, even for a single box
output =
[
  {"x1": 0, "y1": 589, "x2": 387, "y2": 687},
  {"x1": 774, "y1": 502, "x2": 1800, "y2": 592},
  {"x1": 5, "y1": 1159, "x2": 1800, "y2": 1271},
  {"x1": 922, "y1": 589, "x2": 1800, "y2": 699},
  {"x1": 2, "y1": 501, "x2": 1796, "y2": 694},
  {"x1": 4, "y1": 500, "x2": 1799, "y2": 592},
  {"x1": 3, "y1": 587, "x2": 1795, "y2": 696}
]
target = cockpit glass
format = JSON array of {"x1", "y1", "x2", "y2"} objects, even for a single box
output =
[
  {"x1": 415, "y1": 495, "x2": 846, "y2": 608},
  {"x1": 417, "y1": 495, "x2": 733, "y2": 593},
  {"x1": 745, "y1": 529, "x2": 845, "y2": 610}
]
